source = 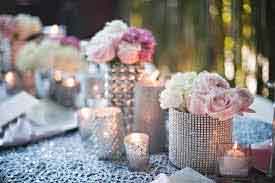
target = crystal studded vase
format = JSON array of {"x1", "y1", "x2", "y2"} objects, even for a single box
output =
[{"x1": 108, "y1": 62, "x2": 144, "y2": 133}]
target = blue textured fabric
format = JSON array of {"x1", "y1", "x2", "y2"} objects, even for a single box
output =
[{"x1": 233, "y1": 116, "x2": 272, "y2": 144}]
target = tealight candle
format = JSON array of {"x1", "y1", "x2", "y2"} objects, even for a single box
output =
[
  {"x1": 218, "y1": 143, "x2": 252, "y2": 177},
  {"x1": 57, "y1": 77, "x2": 80, "y2": 107},
  {"x1": 53, "y1": 70, "x2": 62, "y2": 83},
  {"x1": 133, "y1": 70, "x2": 165, "y2": 153},
  {"x1": 62, "y1": 77, "x2": 76, "y2": 88},
  {"x1": 124, "y1": 133, "x2": 150, "y2": 171},
  {"x1": 44, "y1": 25, "x2": 66, "y2": 38},
  {"x1": 4, "y1": 71, "x2": 18, "y2": 94},
  {"x1": 79, "y1": 107, "x2": 125, "y2": 160}
]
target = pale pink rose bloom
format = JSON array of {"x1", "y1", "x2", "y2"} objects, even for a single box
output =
[
  {"x1": 207, "y1": 90, "x2": 240, "y2": 121},
  {"x1": 234, "y1": 88, "x2": 254, "y2": 113},
  {"x1": 86, "y1": 41, "x2": 116, "y2": 64},
  {"x1": 192, "y1": 71, "x2": 230, "y2": 94},
  {"x1": 186, "y1": 93, "x2": 208, "y2": 115},
  {"x1": 117, "y1": 41, "x2": 141, "y2": 65}
]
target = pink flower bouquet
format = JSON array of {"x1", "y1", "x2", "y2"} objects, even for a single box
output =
[
  {"x1": 160, "y1": 71, "x2": 254, "y2": 121},
  {"x1": 0, "y1": 15, "x2": 16, "y2": 39},
  {"x1": 85, "y1": 20, "x2": 156, "y2": 65}
]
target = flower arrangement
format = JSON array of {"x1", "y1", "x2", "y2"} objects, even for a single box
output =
[
  {"x1": 13, "y1": 14, "x2": 42, "y2": 41},
  {"x1": 160, "y1": 71, "x2": 254, "y2": 121},
  {"x1": 16, "y1": 39, "x2": 84, "y2": 74},
  {"x1": 0, "y1": 15, "x2": 16, "y2": 39},
  {"x1": 59, "y1": 36, "x2": 80, "y2": 50},
  {"x1": 85, "y1": 20, "x2": 156, "y2": 64}
]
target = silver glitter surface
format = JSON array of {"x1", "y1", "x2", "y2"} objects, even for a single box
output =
[{"x1": 0, "y1": 132, "x2": 177, "y2": 183}]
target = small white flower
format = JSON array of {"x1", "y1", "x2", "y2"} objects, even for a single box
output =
[
  {"x1": 159, "y1": 88, "x2": 185, "y2": 111},
  {"x1": 14, "y1": 14, "x2": 42, "y2": 40},
  {"x1": 85, "y1": 20, "x2": 129, "y2": 63},
  {"x1": 165, "y1": 72, "x2": 197, "y2": 96}
]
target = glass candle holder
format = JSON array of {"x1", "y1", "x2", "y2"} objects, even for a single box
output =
[
  {"x1": 50, "y1": 70, "x2": 80, "y2": 107},
  {"x1": 57, "y1": 77, "x2": 80, "y2": 107},
  {"x1": 217, "y1": 143, "x2": 253, "y2": 177},
  {"x1": 124, "y1": 133, "x2": 150, "y2": 171},
  {"x1": 85, "y1": 63, "x2": 108, "y2": 108},
  {"x1": 78, "y1": 107, "x2": 125, "y2": 160},
  {"x1": 133, "y1": 79, "x2": 165, "y2": 153},
  {"x1": 4, "y1": 71, "x2": 19, "y2": 94},
  {"x1": 76, "y1": 107, "x2": 93, "y2": 139}
]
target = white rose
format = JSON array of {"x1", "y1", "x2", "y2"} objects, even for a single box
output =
[{"x1": 159, "y1": 89, "x2": 185, "y2": 111}]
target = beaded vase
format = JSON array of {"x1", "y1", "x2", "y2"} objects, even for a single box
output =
[
  {"x1": 109, "y1": 62, "x2": 144, "y2": 133},
  {"x1": 169, "y1": 108, "x2": 232, "y2": 174}
]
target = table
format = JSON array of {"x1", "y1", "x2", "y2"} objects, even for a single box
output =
[
  {"x1": 0, "y1": 131, "x2": 274, "y2": 183},
  {"x1": 0, "y1": 131, "x2": 178, "y2": 183}
]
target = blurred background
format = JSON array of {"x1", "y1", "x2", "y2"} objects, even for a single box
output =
[{"x1": 0, "y1": 0, "x2": 274, "y2": 99}]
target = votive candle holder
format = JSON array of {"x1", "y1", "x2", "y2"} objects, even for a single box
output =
[
  {"x1": 78, "y1": 107, "x2": 125, "y2": 160},
  {"x1": 124, "y1": 133, "x2": 150, "y2": 171}
]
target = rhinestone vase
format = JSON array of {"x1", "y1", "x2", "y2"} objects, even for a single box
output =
[{"x1": 109, "y1": 62, "x2": 144, "y2": 133}]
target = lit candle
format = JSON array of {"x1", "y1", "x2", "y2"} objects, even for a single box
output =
[
  {"x1": 4, "y1": 71, "x2": 17, "y2": 94},
  {"x1": 79, "y1": 107, "x2": 125, "y2": 160},
  {"x1": 50, "y1": 25, "x2": 59, "y2": 35},
  {"x1": 53, "y1": 70, "x2": 62, "y2": 83},
  {"x1": 56, "y1": 77, "x2": 80, "y2": 107},
  {"x1": 133, "y1": 70, "x2": 165, "y2": 153},
  {"x1": 62, "y1": 77, "x2": 76, "y2": 88},
  {"x1": 219, "y1": 143, "x2": 251, "y2": 177},
  {"x1": 124, "y1": 133, "x2": 150, "y2": 171},
  {"x1": 77, "y1": 107, "x2": 93, "y2": 139}
]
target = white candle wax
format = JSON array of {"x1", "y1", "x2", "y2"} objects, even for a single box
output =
[
  {"x1": 62, "y1": 77, "x2": 76, "y2": 88},
  {"x1": 4, "y1": 71, "x2": 17, "y2": 93},
  {"x1": 53, "y1": 70, "x2": 62, "y2": 82},
  {"x1": 219, "y1": 144, "x2": 250, "y2": 176},
  {"x1": 77, "y1": 107, "x2": 92, "y2": 139}
]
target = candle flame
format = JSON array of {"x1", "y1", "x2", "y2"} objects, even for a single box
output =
[
  {"x1": 5, "y1": 72, "x2": 16, "y2": 85},
  {"x1": 53, "y1": 70, "x2": 62, "y2": 82},
  {"x1": 93, "y1": 85, "x2": 99, "y2": 91},
  {"x1": 62, "y1": 77, "x2": 76, "y2": 87},
  {"x1": 50, "y1": 25, "x2": 59, "y2": 35},
  {"x1": 79, "y1": 107, "x2": 92, "y2": 120},
  {"x1": 233, "y1": 142, "x2": 238, "y2": 150}
]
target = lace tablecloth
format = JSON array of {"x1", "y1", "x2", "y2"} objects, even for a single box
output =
[{"x1": 0, "y1": 131, "x2": 178, "y2": 183}]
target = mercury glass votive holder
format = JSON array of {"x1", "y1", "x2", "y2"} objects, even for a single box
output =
[
  {"x1": 4, "y1": 71, "x2": 20, "y2": 94},
  {"x1": 79, "y1": 107, "x2": 125, "y2": 160},
  {"x1": 76, "y1": 107, "x2": 93, "y2": 139},
  {"x1": 217, "y1": 143, "x2": 253, "y2": 177},
  {"x1": 124, "y1": 133, "x2": 150, "y2": 171}
]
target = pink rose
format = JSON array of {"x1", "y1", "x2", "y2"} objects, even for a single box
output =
[
  {"x1": 192, "y1": 71, "x2": 230, "y2": 94},
  {"x1": 186, "y1": 93, "x2": 208, "y2": 115},
  {"x1": 207, "y1": 90, "x2": 241, "y2": 121},
  {"x1": 86, "y1": 41, "x2": 116, "y2": 64},
  {"x1": 117, "y1": 41, "x2": 141, "y2": 65},
  {"x1": 233, "y1": 88, "x2": 254, "y2": 113}
]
